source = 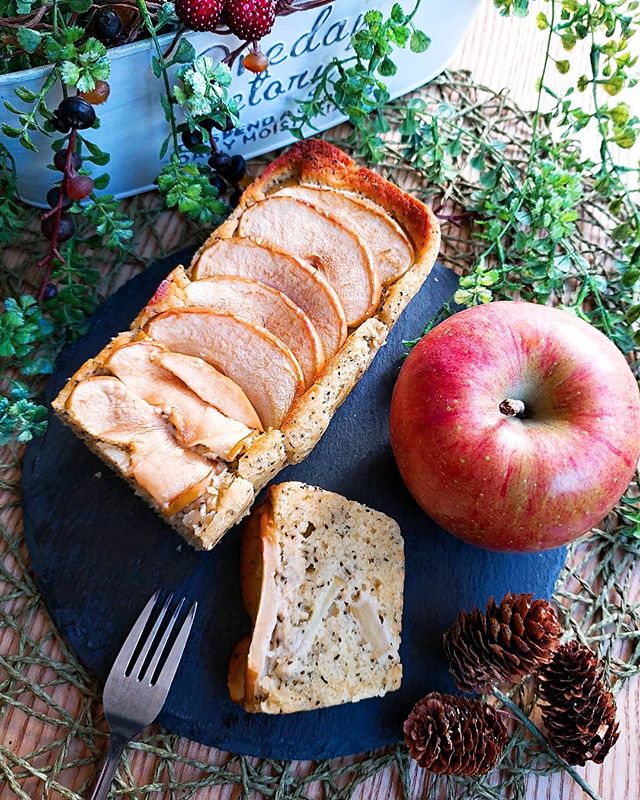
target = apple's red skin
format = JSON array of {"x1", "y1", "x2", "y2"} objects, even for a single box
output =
[{"x1": 389, "y1": 301, "x2": 640, "y2": 552}]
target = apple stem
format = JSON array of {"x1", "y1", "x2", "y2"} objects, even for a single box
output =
[
  {"x1": 499, "y1": 398, "x2": 526, "y2": 418},
  {"x1": 492, "y1": 687, "x2": 604, "y2": 800}
]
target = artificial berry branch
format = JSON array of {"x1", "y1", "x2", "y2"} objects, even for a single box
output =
[
  {"x1": 37, "y1": 128, "x2": 77, "y2": 299},
  {"x1": 36, "y1": 93, "x2": 102, "y2": 299}
]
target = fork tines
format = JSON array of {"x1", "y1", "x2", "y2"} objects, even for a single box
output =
[{"x1": 113, "y1": 591, "x2": 197, "y2": 689}]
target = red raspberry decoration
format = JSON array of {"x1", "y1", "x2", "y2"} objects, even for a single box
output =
[
  {"x1": 224, "y1": 0, "x2": 276, "y2": 40},
  {"x1": 176, "y1": 0, "x2": 224, "y2": 31}
]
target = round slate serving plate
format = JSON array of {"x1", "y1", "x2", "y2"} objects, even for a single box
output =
[{"x1": 22, "y1": 250, "x2": 567, "y2": 760}]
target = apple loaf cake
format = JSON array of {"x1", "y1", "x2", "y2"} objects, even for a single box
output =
[
  {"x1": 53, "y1": 139, "x2": 441, "y2": 549},
  {"x1": 228, "y1": 482, "x2": 404, "y2": 713}
]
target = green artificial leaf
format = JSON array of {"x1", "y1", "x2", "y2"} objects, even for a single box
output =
[
  {"x1": 390, "y1": 3, "x2": 405, "y2": 23},
  {"x1": 1, "y1": 123, "x2": 21, "y2": 139},
  {"x1": 613, "y1": 127, "x2": 637, "y2": 148},
  {"x1": 174, "y1": 57, "x2": 236, "y2": 121},
  {"x1": 378, "y1": 57, "x2": 397, "y2": 77},
  {"x1": 610, "y1": 102, "x2": 630, "y2": 125},
  {"x1": 172, "y1": 38, "x2": 196, "y2": 65},
  {"x1": 61, "y1": 61, "x2": 81, "y2": 86},
  {"x1": 364, "y1": 9, "x2": 384, "y2": 27},
  {"x1": 13, "y1": 86, "x2": 38, "y2": 103},
  {"x1": 410, "y1": 30, "x2": 431, "y2": 53},
  {"x1": 67, "y1": 0, "x2": 93, "y2": 11},
  {"x1": 82, "y1": 138, "x2": 110, "y2": 165},
  {"x1": 16, "y1": 27, "x2": 42, "y2": 54},
  {"x1": 62, "y1": 26, "x2": 85, "y2": 43},
  {"x1": 92, "y1": 173, "x2": 110, "y2": 190},
  {"x1": 0, "y1": 393, "x2": 48, "y2": 445}
]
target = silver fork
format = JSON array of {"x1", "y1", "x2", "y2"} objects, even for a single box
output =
[{"x1": 89, "y1": 591, "x2": 197, "y2": 800}]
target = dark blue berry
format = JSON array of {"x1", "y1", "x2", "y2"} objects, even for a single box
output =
[
  {"x1": 46, "y1": 186, "x2": 72, "y2": 209},
  {"x1": 210, "y1": 171, "x2": 227, "y2": 195},
  {"x1": 181, "y1": 127, "x2": 204, "y2": 150},
  {"x1": 51, "y1": 111, "x2": 71, "y2": 134},
  {"x1": 209, "y1": 151, "x2": 231, "y2": 172},
  {"x1": 43, "y1": 283, "x2": 58, "y2": 300},
  {"x1": 57, "y1": 96, "x2": 96, "y2": 130},
  {"x1": 95, "y1": 8, "x2": 123, "y2": 41},
  {"x1": 220, "y1": 154, "x2": 246, "y2": 183},
  {"x1": 41, "y1": 212, "x2": 75, "y2": 242},
  {"x1": 53, "y1": 148, "x2": 82, "y2": 172}
]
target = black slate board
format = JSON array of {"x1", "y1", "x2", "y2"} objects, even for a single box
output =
[{"x1": 22, "y1": 249, "x2": 567, "y2": 760}]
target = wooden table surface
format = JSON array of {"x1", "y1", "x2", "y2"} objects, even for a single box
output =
[{"x1": 2, "y1": 2, "x2": 638, "y2": 798}]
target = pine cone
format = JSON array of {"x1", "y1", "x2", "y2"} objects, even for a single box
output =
[
  {"x1": 443, "y1": 592, "x2": 562, "y2": 692},
  {"x1": 537, "y1": 641, "x2": 619, "y2": 766},
  {"x1": 403, "y1": 692, "x2": 509, "y2": 776}
]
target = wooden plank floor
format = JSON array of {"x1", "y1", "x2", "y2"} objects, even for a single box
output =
[{"x1": 1, "y1": 2, "x2": 638, "y2": 798}]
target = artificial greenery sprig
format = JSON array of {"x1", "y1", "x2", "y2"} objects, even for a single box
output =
[{"x1": 289, "y1": 2, "x2": 431, "y2": 161}]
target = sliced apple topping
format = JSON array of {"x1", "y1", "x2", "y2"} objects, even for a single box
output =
[
  {"x1": 191, "y1": 237, "x2": 347, "y2": 360},
  {"x1": 350, "y1": 593, "x2": 393, "y2": 660},
  {"x1": 105, "y1": 340, "x2": 254, "y2": 461},
  {"x1": 184, "y1": 276, "x2": 324, "y2": 388},
  {"x1": 65, "y1": 373, "x2": 162, "y2": 445},
  {"x1": 153, "y1": 350, "x2": 263, "y2": 431},
  {"x1": 237, "y1": 196, "x2": 381, "y2": 327},
  {"x1": 275, "y1": 185, "x2": 414, "y2": 286},
  {"x1": 65, "y1": 376, "x2": 215, "y2": 515},
  {"x1": 145, "y1": 309, "x2": 304, "y2": 430}
]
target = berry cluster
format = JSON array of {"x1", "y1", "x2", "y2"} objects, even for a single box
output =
[
  {"x1": 39, "y1": 84, "x2": 110, "y2": 299},
  {"x1": 176, "y1": 0, "x2": 276, "y2": 73},
  {"x1": 180, "y1": 117, "x2": 247, "y2": 206}
]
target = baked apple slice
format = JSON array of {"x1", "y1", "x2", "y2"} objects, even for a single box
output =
[
  {"x1": 145, "y1": 309, "x2": 304, "y2": 429},
  {"x1": 237, "y1": 196, "x2": 380, "y2": 327},
  {"x1": 275, "y1": 185, "x2": 413, "y2": 286},
  {"x1": 191, "y1": 238, "x2": 347, "y2": 360},
  {"x1": 184, "y1": 276, "x2": 323, "y2": 388},
  {"x1": 153, "y1": 350, "x2": 263, "y2": 431},
  {"x1": 65, "y1": 375, "x2": 215, "y2": 515},
  {"x1": 105, "y1": 340, "x2": 254, "y2": 460}
]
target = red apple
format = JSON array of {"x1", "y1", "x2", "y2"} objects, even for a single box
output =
[{"x1": 389, "y1": 301, "x2": 640, "y2": 552}]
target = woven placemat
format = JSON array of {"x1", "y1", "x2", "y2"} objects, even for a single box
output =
[{"x1": 1, "y1": 71, "x2": 638, "y2": 799}]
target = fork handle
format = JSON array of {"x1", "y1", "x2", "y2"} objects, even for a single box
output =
[{"x1": 88, "y1": 734, "x2": 128, "y2": 800}]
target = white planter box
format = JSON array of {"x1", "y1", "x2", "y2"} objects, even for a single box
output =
[{"x1": 1, "y1": 0, "x2": 481, "y2": 207}]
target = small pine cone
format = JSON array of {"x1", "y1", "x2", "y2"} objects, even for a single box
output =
[
  {"x1": 443, "y1": 592, "x2": 562, "y2": 692},
  {"x1": 403, "y1": 692, "x2": 509, "y2": 776},
  {"x1": 537, "y1": 641, "x2": 619, "y2": 766}
]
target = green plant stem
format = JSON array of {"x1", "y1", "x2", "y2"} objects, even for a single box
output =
[
  {"x1": 136, "y1": 0, "x2": 180, "y2": 155},
  {"x1": 587, "y1": 18, "x2": 640, "y2": 231},
  {"x1": 492, "y1": 688, "x2": 604, "y2": 800}
]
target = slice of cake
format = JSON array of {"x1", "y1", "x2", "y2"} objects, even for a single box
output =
[{"x1": 228, "y1": 482, "x2": 404, "y2": 713}]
